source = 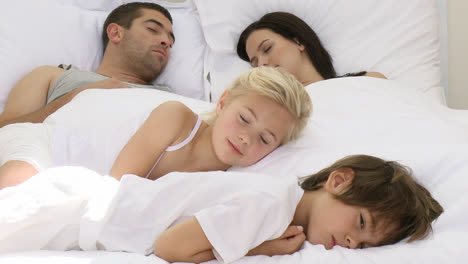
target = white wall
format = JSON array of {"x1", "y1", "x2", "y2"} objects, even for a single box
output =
[{"x1": 447, "y1": 0, "x2": 468, "y2": 109}]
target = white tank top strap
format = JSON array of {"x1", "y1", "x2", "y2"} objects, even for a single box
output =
[
  {"x1": 145, "y1": 115, "x2": 202, "y2": 179},
  {"x1": 166, "y1": 115, "x2": 202, "y2": 152}
]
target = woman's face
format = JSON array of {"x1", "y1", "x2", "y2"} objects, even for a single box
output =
[{"x1": 245, "y1": 29, "x2": 306, "y2": 80}]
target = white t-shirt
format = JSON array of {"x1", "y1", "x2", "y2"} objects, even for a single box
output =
[{"x1": 81, "y1": 171, "x2": 304, "y2": 263}]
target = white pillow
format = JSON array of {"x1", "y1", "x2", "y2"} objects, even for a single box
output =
[
  {"x1": 229, "y1": 77, "x2": 468, "y2": 177},
  {"x1": 0, "y1": 0, "x2": 207, "y2": 112},
  {"x1": 193, "y1": 0, "x2": 444, "y2": 103}
]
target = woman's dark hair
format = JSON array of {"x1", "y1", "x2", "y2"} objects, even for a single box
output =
[{"x1": 237, "y1": 12, "x2": 366, "y2": 79}]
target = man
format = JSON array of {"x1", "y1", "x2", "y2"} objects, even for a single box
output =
[{"x1": 0, "y1": 2, "x2": 175, "y2": 128}]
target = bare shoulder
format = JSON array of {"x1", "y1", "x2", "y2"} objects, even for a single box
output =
[
  {"x1": 30, "y1": 65, "x2": 67, "y2": 84},
  {"x1": 32, "y1": 65, "x2": 66, "y2": 76},
  {"x1": 365, "y1": 72, "x2": 387, "y2": 79},
  {"x1": 146, "y1": 101, "x2": 199, "y2": 144},
  {"x1": 148, "y1": 101, "x2": 197, "y2": 128}
]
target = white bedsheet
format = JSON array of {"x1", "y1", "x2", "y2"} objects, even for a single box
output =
[
  {"x1": 1, "y1": 77, "x2": 467, "y2": 263},
  {"x1": 1, "y1": 143, "x2": 467, "y2": 264}
]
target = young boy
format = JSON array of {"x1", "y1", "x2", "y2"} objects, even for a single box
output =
[{"x1": 0, "y1": 155, "x2": 443, "y2": 263}]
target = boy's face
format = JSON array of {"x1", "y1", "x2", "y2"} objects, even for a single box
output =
[
  {"x1": 306, "y1": 195, "x2": 390, "y2": 249},
  {"x1": 212, "y1": 91, "x2": 296, "y2": 167},
  {"x1": 306, "y1": 169, "x2": 393, "y2": 249}
]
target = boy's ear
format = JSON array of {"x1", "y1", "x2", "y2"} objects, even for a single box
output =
[
  {"x1": 107, "y1": 23, "x2": 123, "y2": 44},
  {"x1": 325, "y1": 167, "x2": 355, "y2": 195},
  {"x1": 216, "y1": 90, "x2": 230, "y2": 115}
]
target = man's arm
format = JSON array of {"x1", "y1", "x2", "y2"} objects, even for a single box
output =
[
  {"x1": 0, "y1": 72, "x2": 130, "y2": 128},
  {"x1": 154, "y1": 216, "x2": 215, "y2": 263},
  {"x1": 0, "y1": 66, "x2": 65, "y2": 127}
]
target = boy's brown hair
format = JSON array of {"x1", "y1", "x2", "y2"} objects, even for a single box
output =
[{"x1": 300, "y1": 154, "x2": 443, "y2": 245}]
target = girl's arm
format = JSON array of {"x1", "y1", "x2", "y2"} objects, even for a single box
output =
[
  {"x1": 365, "y1": 72, "x2": 387, "y2": 79},
  {"x1": 154, "y1": 216, "x2": 215, "y2": 263},
  {"x1": 110, "y1": 101, "x2": 192, "y2": 180}
]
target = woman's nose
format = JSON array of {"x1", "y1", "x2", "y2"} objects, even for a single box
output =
[{"x1": 258, "y1": 56, "x2": 269, "y2": 66}]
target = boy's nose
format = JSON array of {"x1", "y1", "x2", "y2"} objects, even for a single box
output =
[{"x1": 345, "y1": 235, "x2": 360, "y2": 249}]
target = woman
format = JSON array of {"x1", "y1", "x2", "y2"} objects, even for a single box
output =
[{"x1": 237, "y1": 12, "x2": 385, "y2": 86}]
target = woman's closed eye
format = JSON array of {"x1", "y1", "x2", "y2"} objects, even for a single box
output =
[{"x1": 260, "y1": 135, "x2": 269, "y2": 144}]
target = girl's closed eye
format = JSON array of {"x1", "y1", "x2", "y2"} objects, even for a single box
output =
[
  {"x1": 260, "y1": 135, "x2": 269, "y2": 144},
  {"x1": 239, "y1": 114, "x2": 249, "y2": 124},
  {"x1": 360, "y1": 214, "x2": 365, "y2": 229}
]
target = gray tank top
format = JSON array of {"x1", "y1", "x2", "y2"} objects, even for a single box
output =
[{"x1": 46, "y1": 65, "x2": 172, "y2": 104}]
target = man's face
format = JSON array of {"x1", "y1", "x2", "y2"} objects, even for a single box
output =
[{"x1": 119, "y1": 9, "x2": 175, "y2": 83}]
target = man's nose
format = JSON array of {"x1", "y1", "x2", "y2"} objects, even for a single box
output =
[{"x1": 159, "y1": 35, "x2": 171, "y2": 49}]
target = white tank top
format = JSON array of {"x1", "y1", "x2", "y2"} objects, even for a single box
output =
[{"x1": 144, "y1": 115, "x2": 203, "y2": 179}]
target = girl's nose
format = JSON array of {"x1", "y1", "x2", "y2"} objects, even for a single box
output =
[{"x1": 238, "y1": 133, "x2": 251, "y2": 145}]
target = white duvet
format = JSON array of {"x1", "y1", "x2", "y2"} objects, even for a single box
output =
[
  {"x1": 0, "y1": 167, "x2": 300, "y2": 264},
  {"x1": 1, "y1": 77, "x2": 467, "y2": 263}
]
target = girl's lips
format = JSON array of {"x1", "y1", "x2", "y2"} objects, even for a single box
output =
[{"x1": 228, "y1": 140, "x2": 242, "y2": 155}]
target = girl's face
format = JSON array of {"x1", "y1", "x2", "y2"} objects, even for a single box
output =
[
  {"x1": 212, "y1": 91, "x2": 296, "y2": 167},
  {"x1": 245, "y1": 29, "x2": 306, "y2": 81}
]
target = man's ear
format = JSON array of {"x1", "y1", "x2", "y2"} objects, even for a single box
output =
[
  {"x1": 216, "y1": 90, "x2": 230, "y2": 115},
  {"x1": 324, "y1": 167, "x2": 355, "y2": 195},
  {"x1": 107, "y1": 23, "x2": 123, "y2": 44}
]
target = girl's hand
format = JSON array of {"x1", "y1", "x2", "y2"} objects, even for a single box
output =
[{"x1": 247, "y1": 225, "x2": 306, "y2": 257}]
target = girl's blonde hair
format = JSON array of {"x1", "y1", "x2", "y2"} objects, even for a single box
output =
[{"x1": 204, "y1": 66, "x2": 312, "y2": 143}]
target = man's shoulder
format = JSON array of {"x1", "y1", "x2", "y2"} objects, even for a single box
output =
[{"x1": 32, "y1": 65, "x2": 67, "y2": 78}]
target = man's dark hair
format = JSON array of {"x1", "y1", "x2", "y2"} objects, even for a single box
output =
[{"x1": 102, "y1": 2, "x2": 172, "y2": 52}]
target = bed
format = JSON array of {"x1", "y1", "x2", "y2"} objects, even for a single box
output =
[{"x1": 1, "y1": 0, "x2": 467, "y2": 263}]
